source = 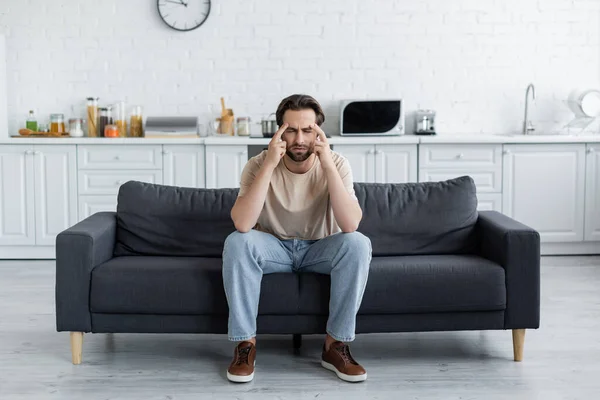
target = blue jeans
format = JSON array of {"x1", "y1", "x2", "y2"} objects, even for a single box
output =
[{"x1": 222, "y1": 229, "x2": 372, "y2": 342}]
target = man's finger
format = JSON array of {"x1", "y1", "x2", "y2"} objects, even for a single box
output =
[
  {"x1": 272, "y1": 123, "x2": 288, "y2": 142},
  {"x1": 312, "y1": 124, "x2": 327, "y2": 141}
]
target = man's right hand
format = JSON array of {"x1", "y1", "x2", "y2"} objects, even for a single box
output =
[{"x1": 264, "y1": 123, "x2": 288, "y2": 169}]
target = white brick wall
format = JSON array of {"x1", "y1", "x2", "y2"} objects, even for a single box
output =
[{"x1": 0, "y1": 0, "x2": 599, "y2": 137}]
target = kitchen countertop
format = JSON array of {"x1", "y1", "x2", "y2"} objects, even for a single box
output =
[{"x1": 1, "y1": 133, "x2": 600, "y2": 145}]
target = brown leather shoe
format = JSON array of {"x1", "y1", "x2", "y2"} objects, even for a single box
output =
[
  {"x1": 227, "y1": 341, "x2": 256, "y2": 383},
  {"x1": 321, "y1": 341, "x2": 367, "y2": 382}
]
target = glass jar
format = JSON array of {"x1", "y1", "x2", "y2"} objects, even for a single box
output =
[
  {"x1": 50, "y1": 113, "x2": 66, "y2": 133},
  {"x1": 130, "y1": 105, "x2": 144, "y2": 137},
  {"x1": 86, "y1": 97, "x2": 99, "y2": 137},
  {"x1": 68, "y1": 118, "x2": 84, "y2": 137},
  {"x1": 236, "y1": 117, "x2": 251, "y2": 136},
  {"x1": 104, "y1": 124, "x2": 119, "y2": 138},
  {"x1": 114, "y1": 101, "x2": 128, "y2": 137},
  {"x1": 98, "y1": 108, "x2": 109, "y2": 138}
]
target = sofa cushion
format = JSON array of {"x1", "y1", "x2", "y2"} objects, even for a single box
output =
[
  {"x1": 354, "y1": 176, "x2": 479, "y2": 256},
  {"x1": 114, "y1": 181, "x2": 238, "y2": 257},
  {"x1": 298, "y1": 255, "x2": 506, "y2": 315},
  {"x1": 90, "y1": 256, "x2": 299, "y2": 315}
]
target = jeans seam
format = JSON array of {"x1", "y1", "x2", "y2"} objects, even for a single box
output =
[{"x1": 300, "y1": 257, "x2": 331, "y2": 268}]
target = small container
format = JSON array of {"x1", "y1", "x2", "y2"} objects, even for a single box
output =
[
  {"x1": 104, "y1": 124, "x2": 119, "y2": 138},
  {"x1": 130, "y1": 105, "x2": 144, "y2": 137},
  {"x1": 38, "y1": 123, "x2": 49, "y2": 133},
  {"x1": 98, "y1": 108, "x2": 109, "y2": 138},
  {"x1": 68, "y1": 118, "x2": 84, "y2": 137},
  {"x1": 26, "y1": 110, "x2": 38, "y2": 131},
  {"x1": 236, "y1": 117, "x2": 251, "y2": 136},
  {"x1": 86, "y1": 97, "x2": 99, "y2": 137},
  {"x1": 50, "y1": 113, "x2": 66, "y2": 133}
]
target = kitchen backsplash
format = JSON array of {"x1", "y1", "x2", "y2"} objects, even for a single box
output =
[{"x1": 0, "y1": 0, "x2": 599, "y2": 138}]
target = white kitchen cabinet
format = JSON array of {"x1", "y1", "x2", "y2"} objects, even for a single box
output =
[
  {"x1": 78, "y1": 195, "x2": 118, "y2": 220},
  {"x1": 33, "y1": 145, "x2": 78, "y2": 246},
  {"x1": 477, "y1": 193, "x2": 502, "y2": 212},
  {"x1": 375, "y1": 144, "x2": 418, "y2": 183},
  {"x1": 0, "y1": 145, "x2": 35, "y2": 245},
  {"x1": 503, "y1": 144, "x2": 586, "y2": 242},
  {"x1": 205, "y1": 145, "x2": 247, "y2": 189},
  {"x1": 584, "y1": 144, "x2": 600, "y2": 241},
  {"x1": 333, "y1": 145, "x2": 376, "y2": 183},
  {"x1": 334, "y1": 144, "x2": 417, "y2": 183},
  {"x1": 163, "y1": 145, "x2": 205, "y2": 188}
]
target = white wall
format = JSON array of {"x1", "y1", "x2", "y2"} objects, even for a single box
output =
[{"x1": 0, "y1": 0, "x2": 599, "y2": 137}]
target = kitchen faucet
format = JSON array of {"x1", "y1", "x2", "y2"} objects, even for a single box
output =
[{"x1": 523, "y1": 83, "x2": 536, "y2": 135}]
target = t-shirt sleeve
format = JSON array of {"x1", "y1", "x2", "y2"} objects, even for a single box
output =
[
  {"x1": 337, "y1": 156, "x2": 357, "y2": 200},
  {"x1": 238, "y1": 159, "x2": 259, "y2": 197}
]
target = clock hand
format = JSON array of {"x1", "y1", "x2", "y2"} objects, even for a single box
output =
[
  {"x1": 178, "y1": 0, "x2": 189, "y2": 6},
  {"x1": 164, "y1": 0, "x2": 184, "y2": 5}
]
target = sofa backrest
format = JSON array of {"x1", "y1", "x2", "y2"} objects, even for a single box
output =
[{"x1": 113, "y1": 176, "x2": 478, "y2": 257}]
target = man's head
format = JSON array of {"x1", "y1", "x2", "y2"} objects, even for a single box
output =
[{"x1": 275, "y1": 94, "x2": 325, "y2": 163}]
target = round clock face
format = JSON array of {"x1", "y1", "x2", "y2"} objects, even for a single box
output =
[{"x1": 157, "y1": 0, "x2": 211, "y2": 32}]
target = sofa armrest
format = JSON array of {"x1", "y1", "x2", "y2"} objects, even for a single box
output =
[
  {"x1": 476, "y1": 211, "x2": 540, "y2": 329},
  {"x1": 55, "y1": 212, "x2": 117, "y2": 332}
]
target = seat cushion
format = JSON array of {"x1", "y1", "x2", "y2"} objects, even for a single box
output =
[
  {"x1": 354, "y1": 176, "x2": 479, "y2": 256},
  {"x1": 298, "y1": 255, "x2": 506, "y2": 315},
  {"x1": 90, "y1": 256, "x2": 299, "y2": 315}
]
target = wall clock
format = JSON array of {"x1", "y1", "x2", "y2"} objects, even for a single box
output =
[{"x1": 157, "y1": 0, "x2": 211, "y2": 32}]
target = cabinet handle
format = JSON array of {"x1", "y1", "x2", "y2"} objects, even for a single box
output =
[
  {"x1": 24, "y1": 150, "x2": 32, "y2": 155},
  {"x1": 115, "y1": 180, "x2": 123, "y2": 186},
  {"x1": 114, "y1": 155, "x2": 120, "y2": 160},
  {"x1": 162, "y1": 150, "x2": 170, "y2": 155},
  {"x1": 588, "y1": 148, "x2": 596, "y2": 154},
  {"x1": 239, "y1": 151, "x2": 247, "y2": 155},
  {"x1": 34, "y1": 151, "x2": 41, "y2": 155},
  {"x1": 457, "y1": 153, "x2": 464, "y2": 159},
  {"x1": 503, "y1": 149, "x2": 511, "y2": 155},
  {"x1": 368, "y1": 149, "x2": 375, "y2": 155},
  {"x1": 375, "y1": 150, "x2": 383, "y2": 155}
]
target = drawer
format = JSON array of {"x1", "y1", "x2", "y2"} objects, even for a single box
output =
[
  {"x1": 78, "y1": 195, "x2": 118, "y2": 221},
  {"x1": 419, "y1": 144, "x2": 502, "y2": 168},
  {"x1": 477, "y1": 193, "x2": 502, "y2": 212},
  {"x1": 78, "y1": 145, "x2": 163, "y2": 170},
  {"x1": 419, "y1": 169, "x2": 501, "y2": 193},
  {"x1": 78, "y1": 170, "x2": 163, "y2": 195}
]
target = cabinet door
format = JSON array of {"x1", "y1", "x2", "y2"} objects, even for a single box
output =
[
  {"x1": 333, "y1": 145, "x2": 376, "y2": 183},
  {"x1": 33, "y1": 145, "x2": 78, "y2": 246},
  {"x1": 78, "y1": 195, "x2": 118, "y2": 220},
  {"x1": 584, "y1": 144, "x2": 600, "y2": 241},
  {"x1": 477, "y1": 193, "x2": 502, "y2": 212},
  {"x1": 163, "y1": 145, "x2": 205, "y2": 188},
  {"x1": 0, "y1": 146, "x2": 35, "y2": 245},
  {"x1": 502, "y1": 144, "x2": 586, "y2": 242},
  {"x1": 205, "y1": 145, "x2": 247, "y2": 189},
  {"x1": 375, "y1": 144, "x2": 418, "y2": 183}
]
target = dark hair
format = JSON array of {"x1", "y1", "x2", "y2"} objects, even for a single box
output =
[{"x1": 275, "y1": 94, "x2": 325, "y2": 127}]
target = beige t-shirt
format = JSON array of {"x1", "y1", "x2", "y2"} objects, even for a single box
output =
[{"x1": 238, "y1": 150, "x2": 356, "y2": 240}]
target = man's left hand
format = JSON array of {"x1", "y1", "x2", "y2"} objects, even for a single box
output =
[{"x1": 312, "y1": 124, "x2": 334, "y2": 170}]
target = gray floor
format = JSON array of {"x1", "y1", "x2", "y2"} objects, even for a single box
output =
[{"x1": 0, "y1": 257, "x2": 599, "y2": 400}]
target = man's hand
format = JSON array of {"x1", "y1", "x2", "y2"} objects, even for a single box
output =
[
  {"x1": 312, "y1": 124, "x2": 334, "y2": 170},
  {"x1": 264, "y1": 123, "x2": 288, "y2": 169}
]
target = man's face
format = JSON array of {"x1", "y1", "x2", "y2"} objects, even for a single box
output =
[{"x1": 281, "y1": 109, "x2": 317, "y2": 162}]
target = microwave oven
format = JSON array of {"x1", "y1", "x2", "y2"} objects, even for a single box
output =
[{"x1": 339, "y1": 99, "x2": 405, "y2": 136}]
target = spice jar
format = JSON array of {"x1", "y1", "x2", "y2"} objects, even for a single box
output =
[
  {"x1": 104, "y1": 124, "x2": 119, "y2": 138},
  {"x1": 50, "y1": 113, "x2": 66, "y2": 133},
  {"x1": 86, "y1": 97, "x2": 99, "y2": 137},
  {"x1": 236, "y1": 117, "x2": 251, "y2": 136},
  {"x1": 130, "y1": 105, "x2": 144, "y2": 137}
]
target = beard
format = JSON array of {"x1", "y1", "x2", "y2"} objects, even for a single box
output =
[{"x1": 286, "y1": 145, "x2": 313, "y2": 162}]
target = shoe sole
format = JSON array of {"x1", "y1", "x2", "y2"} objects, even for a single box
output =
[
  {"x1": 321, "y1": 360, "x2": 367, "y2": 382},
  {"x1": 227, "y1": 361, "x2": 255, "y2": 383}
]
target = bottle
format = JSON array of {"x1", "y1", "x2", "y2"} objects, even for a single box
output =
[
  {"x1": 98, "y1": 108, "x2": 109, "y2": 138},
  {"x1": 114, "y1": 101, "x2": 128, "y2": 137},
  {"x1": 26, "y1": 110, "x2": 38, "y2": 131}
]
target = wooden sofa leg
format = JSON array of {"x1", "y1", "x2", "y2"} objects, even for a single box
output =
[
  {"x1": 70, "y1": 332, "x2": 83, "y2": 365},
  {"x1": 512, "y1": 329, "x2": 525, "y2": 362}
]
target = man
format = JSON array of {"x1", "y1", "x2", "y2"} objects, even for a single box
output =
[{"x1": 222, "y1": 94, "x2": 372, "y2": 383}]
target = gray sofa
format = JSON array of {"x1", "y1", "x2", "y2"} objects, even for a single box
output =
[{"x1": 55, "y1": 176, "x2": 540, "y2": 365}]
